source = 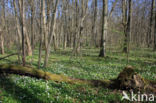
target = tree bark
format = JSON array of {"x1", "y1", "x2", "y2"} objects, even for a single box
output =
[
  {"x1": 122, "y1": 0, "x2": 128, "y2": 53},
  {"x1": 43, "y1": 0, "x2": 48, "y2": 49},
  {"x1": 0, "y1": 32, "x2": 4, "y2": 55},
  {"x1": 30, "y1": 0, "x2": 35, "y2": 51},
  {"x1": 126, "y1": 0, "x2": 132, "y2": 54},
  {"x1": 72, "y1": 0, "x2": 79, "y2": 55},
  {"x1": 154, "y1": 0, "x2": 156, "y2": 50},
  {"x1": 19, "y1": 0, "x2": 26, "y2": 66},
  {"x1": 44, "y1": 0, "x2": 59, "y2": 68},
  {"x1": 13, "y1": 0, "x2": 22, "y2": 45},
  {"x1": 99, "y1": 0, "x2": 108, "y2": 57},
  {"x1": 0, "y1": 0, "x2": 6, "y2": 55},
  {"x1": 147, "y1": 0, "x2": 154, "y2": 47},
  {"x1": 38, "y1": 0, "x2": 43, "y2": 69},
  {"x1": 18, "y1": 1, "x2": 32, "y2": 56},
  {"x1": 91, "y1": 0, "x2": 97, "y2": 47}
]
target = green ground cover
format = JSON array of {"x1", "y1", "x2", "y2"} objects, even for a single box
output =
[{"x1": 0, "y1": 48, "x2": 155, "y2": 103}]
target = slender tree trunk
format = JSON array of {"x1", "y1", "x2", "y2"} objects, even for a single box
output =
[
  {"x1": 20, "y1": 0, "x2": 26, "y2": 66},
  {"x1": 109, "y1": 0, "x2": 119, "y2": 18},
  {"x1": 63, "y1": 28, "x2": 67, "y2": 50},
  {"x1": 31, "y1": 0, "x2": 35, "y2": 51},
  {"x1": 13, "y1": 0, "x2": 22, "y2": 45},
  {"x1": 154, "y1": 0, "x2": 156, "y2": 50},
  {"x1": 92, "y1": 0, "x2": 97, "y2": 47},
  {"x1": 43, "y1": 0, "x2": 48, "y2": 49},
  {"x1": 147, "y1": 0, "x2": 154, "y2": 47},
  {"x1": 18, "y1": 0, "x2": 32, "y2": 56},
  {"x1": 53, "y1": 34, "x2": 57, "y2": 51},
  {"x1": 122, "y1": 0, "x2": 128, "y2": 53},
  {"x1": 0, "y1": 0, "x2": 6, "y2": 55},
  {"x1": 0, "y1": 32, "x2": 4, "y2": 55},
  {"x1": 77, "y1": 0, "x2": 88, "y2": 54},
  {"x1": 13, "y1": 0, "x2": 22, "y2": 64},
  {"x1": 99, "y1": 0, "x2": 108, "y2": 57},
  {"x1": 25, "y1": 31, "x2": 32, "y2": 56},
  {"x1": 126, "y1": 0, "x2": 132, "y2": 63},
  {"x1": 38, "y1": 0, "x2": 43, "y2": 69},
  {"x1": 73, "y1": 0, "x2": 79, "y2": 55},
  {"x1": 44, "y1": 0, "x2": 59, "y2": 68},
  {"x1": 46, "y1": 0, "x2": 50, "y2": 34},
  {"x1": 72, "y1": 0, "x2": 88, "y2": 55}
]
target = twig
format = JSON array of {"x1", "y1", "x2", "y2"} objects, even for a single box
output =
[{"x1": 0, "y1": 53, "x2": 18, "y2": 60}]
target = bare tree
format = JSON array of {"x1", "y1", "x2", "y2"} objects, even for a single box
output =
[
  {"x1": 147, "y1": 0, "x2": 155, "y2": 47},
  {"x1": 0, "y1": 30, "x2": 4, "y2": 55},
  {"x1": 30, "y1": 0, "x2": 35, "y2": 51},
  {"x1": 42, "y1": 0, "x2": 48, "y2": 49},
  {"x1": 122, "y1": 0, "x2": 128, "y2": 53},
  {"x1": 13, "y1": 0, "x2": 22, "y2": 45},
  {"x1": 38, "y1": 0, "x2": 43, "y2": 69},
  {"x1": 13, "y1": 0, "x2": 32, "y2": 57},
  {"x1": 19, "y1": 0, "x2": 26, "y2": 66},
  {"x1": 0, "y1": 0, "x2": 6, "y2": 55},
  {"x1": 154, "y1": 0, "x2": 156, "y2": 50},
  {"x1": 72, "y1": 0, "x2": 79, "y2": 55},
  {"x1": 99, "y1": 0, "x2": 108, "y2": 57},
  {"x1": 72, "y1": 0, "x2": 88, "y2": 55},
  {"x1": 126, "y1": 0, "x2": 132, "y2": 63},
  {"x1": 44, "y1": 0, "x2": 59, "y2": 68},
  {"x1": 91, "y1": 0, "x2": 97, "y2": 47}
]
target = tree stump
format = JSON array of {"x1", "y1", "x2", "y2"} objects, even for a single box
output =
[{"x1": 115, "y1": 66, "x2": 155, "y2": 93}]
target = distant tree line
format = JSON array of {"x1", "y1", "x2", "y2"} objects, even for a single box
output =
[{"x1": 0, "y1": 0, "x2": 156, "y2": 67}]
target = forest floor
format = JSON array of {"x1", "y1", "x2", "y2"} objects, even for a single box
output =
[{"x1": 0, "y1": 48, "x2": 155, "y2": 103}]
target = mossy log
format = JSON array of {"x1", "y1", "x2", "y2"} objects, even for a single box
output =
[
  {"x1": 0, "y1": 64, "x2": 85, "y2": 84},
  {"x1": 0, "y1": 64, "x2": 112, "y2": 87},
  {"x1": 0, "y1": 64, "x2": 155, "y2": 93}
]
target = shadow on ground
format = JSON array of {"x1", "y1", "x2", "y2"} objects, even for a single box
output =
[{"x1": 0, "y1": 76, "x2": 44, "y2": 103}]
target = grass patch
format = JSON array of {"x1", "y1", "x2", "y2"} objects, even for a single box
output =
[{"x1": 0, "y1": 48, "x2": 155, "y2": 102}]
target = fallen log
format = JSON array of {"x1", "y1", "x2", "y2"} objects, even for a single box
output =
[
  {"x1": 0, "y1": 64, "x2": 86, "y2": 84},
  {"x1": 0, "y1": 64, "x2": 155, "y2": 93}
]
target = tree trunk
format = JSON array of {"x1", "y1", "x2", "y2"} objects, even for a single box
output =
[
  {"x1": 154, "y1": 0, "x2": 156, "y2": 50},
  {"x1": 38, "y1": 0, "x2": 43, "y2": 69},
  {"x1": 122, "y1": 0, "x2": 128, "y2": 53},
  {"x1": 25, "y1": 32, "x2": 32, "y2": 56},
  {"x1": 99, "y1": 0, "x2": 108, "y2": 57},
  {"x1": 43, "y1": 0, "x2": 48, "y2": 49},
  {"x1": 13, "y1": 0, "x2": 22, "y2": 64},
  {"x1": 21, "y1": 1, "x2": 32, "y2": 56},
  {"x1": 13, "y1": 0, "x2": 22, "y2": 45},
  {"x1": 19, "y1": 0, "x2": 26, "y2": 66},
  {"x1": 0, "y1": 32, "x2": 4, "y2": 55},
  {"x1": 91, "y1": 0, "x2": 97, "y2": 47},
  {"x1": 123, "y1": 0, "x2": 132, "y2": 54},
  {"x1": 125, "y1": 0, "x2": 132, "y2": 64},
  {"x1": 147, "y1": 0, "x2": 154, "y2": 47},
  {"x1": 30, "y1": 0, "x2": 35, "y2": 51},
  {"x1": 0, "y1": 0, "x2": 6, "y2": 55},
  {"x1": 72, "y1": 0, "x2": 79, "y2": 55},
  {"x1": 14, "y1": 0, "x2": 32, "y2": 57},
  {"x1": 44, "y1": 0, "x2": 59, "y2": 68}
]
